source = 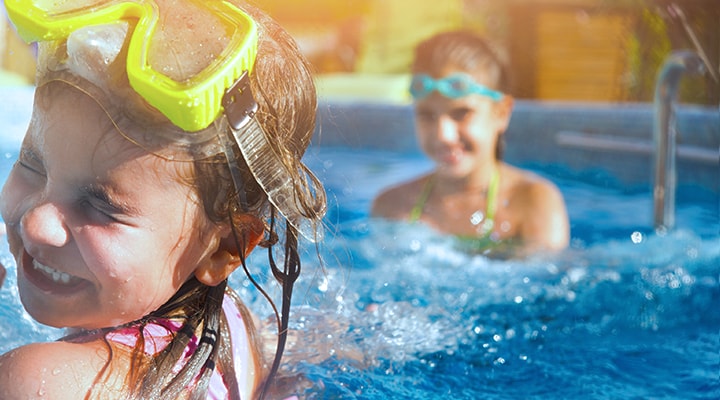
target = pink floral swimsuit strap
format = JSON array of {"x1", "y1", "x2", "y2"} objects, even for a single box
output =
[{"x1": 106, "y1": 294, "x2": 253, "y2": 399}]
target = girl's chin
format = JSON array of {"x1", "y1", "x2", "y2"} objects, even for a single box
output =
[
  {"x1": 436, "y1": 163, "x2": 472, "y2": 178},
  {"x1": 435, "y1": 150, "x2": 464, "y2": 166}
]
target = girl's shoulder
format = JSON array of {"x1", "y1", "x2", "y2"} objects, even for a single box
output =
[
  {"x1": 501, "y1": 164, "x2": 563, "y2": 205},
  {"x1": 371, "y1": 174, "x2": 431, "y2": 218},
  {"x1": 500, "y1": 164, "x2": 569, "y2": 250},
  {"x1": 0, "y1": 339, "x2": 114, "y2": 399}
]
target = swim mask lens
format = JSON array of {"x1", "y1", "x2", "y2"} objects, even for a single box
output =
[
  {"x1": 5, "y1": 0, "x2": 258, "y2": 132},
  {"x1": 410, "y1": 73, "x2": 503, "y2": 101}
]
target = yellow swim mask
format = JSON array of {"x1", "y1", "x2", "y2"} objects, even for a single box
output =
[{"x1": 5, "y1": 0, "x2": 258, "y2": 132}]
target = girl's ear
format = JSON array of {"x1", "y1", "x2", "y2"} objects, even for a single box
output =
[
  {"x1": 194, "y1": 214, "x2": 265, "y2": 287},
  {"x1": 494, "y1": 95, "x2": 514, "y2": 135}
]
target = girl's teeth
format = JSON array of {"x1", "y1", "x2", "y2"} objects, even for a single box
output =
[{"x1": 33, "y1": 260, "x2": 72, "y2": 284}]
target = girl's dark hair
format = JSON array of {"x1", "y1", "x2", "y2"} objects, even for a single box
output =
[
  {"x1": 80, "y1": 2, "x2": 325, "y2": 399},
  {"x1": 412, "y1": 30, "x2": 511, "y2": 160}
]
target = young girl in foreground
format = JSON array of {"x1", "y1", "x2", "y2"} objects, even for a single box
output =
[
  {"x1": 0, "y1": 0, "x2": 325, "y2": 398},
  {"x1": 371, "y1": 30, "x2": 569, "y2": 256}
]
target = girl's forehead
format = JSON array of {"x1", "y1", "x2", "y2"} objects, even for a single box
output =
[
  {"x1": 423, "y1": 64, "x2": 493, "y2": 86},
  {"x1": 415, "y1": 92, "x2": 489, "y2": 115},
  {"x1": 35, "y1": 80, "x2": 190, "y2": 161},
  {"x1": 30, "y1": 85, "x2": 155, "y2": 182},
  {"x1": 34, "y1": 82, "x2": 114, "y2": 140},
  {"x1": 33, "y1": 82, "x2": 201, "y2": 202},
  {"x1": 35, "y1": 83, "x2": 122, "y2": 146}
]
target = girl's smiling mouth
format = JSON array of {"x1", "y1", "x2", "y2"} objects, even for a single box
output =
[
  {"x1": 22, "y1": 251, "x2": 88, "y2": 293},
  {"x1": 33, "y1": 259, "x2": 74, "y2": 284}
]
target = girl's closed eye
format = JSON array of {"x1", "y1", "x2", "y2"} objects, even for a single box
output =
[
  {"x1": 79, "y1": 198, "x2": 121, "y2": 223},
  {"x1": 17, "y1": 147, "x2": 46, "y2": 177},
  {"x1": 416, "y1": 109, "x2": 438, "y2": 124},
  {"x1": 448, "y1": 107, "x2": 473, "y2": 122},
  {"x1": 79, "y1": 186, "x2": 135, "y2": 225}
]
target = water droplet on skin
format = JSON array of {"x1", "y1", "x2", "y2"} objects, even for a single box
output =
[
  {"x1": 37, "y1": 379, "x2": 47, "y2": 396},
  {"x1": 470, "y1": 210, "x2": 484, "y2": 225},
  {"x1": 500, "y1": 221, "x2": 511, "y2": 232}
]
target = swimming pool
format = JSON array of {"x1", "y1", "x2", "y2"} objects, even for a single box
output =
[{"x1": 1, "y1": 87, "x2": 718, "y2": 399}]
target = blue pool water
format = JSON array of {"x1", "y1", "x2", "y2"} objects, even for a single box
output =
[
  {"x1": 274, "y1": 146, "x2": 719, "y2": 399},
  {"x1": 0, "y1": 88, "x2": 718, "y2": 399}
]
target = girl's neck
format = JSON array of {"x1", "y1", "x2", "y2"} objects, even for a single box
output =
[{"x1": 435, "y1": 162, "x2": 500, "y2": 194}]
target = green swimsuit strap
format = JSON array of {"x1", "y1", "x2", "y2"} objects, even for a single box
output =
[
  {"x1": 485, "y1": 167, "x2": 501, "y2": 224},
  {"x1": 408, "y1": 168, "x2": 501, "y2": 225},
  {"x1": 409, "y1": 175, "x2": 435, "y2": 223},
  {"x1": 456, "y1": 168, "x2": 502, "y2": 250}
]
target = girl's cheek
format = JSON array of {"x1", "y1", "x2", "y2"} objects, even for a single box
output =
[
  {"x1": 0, "y1": 172, "x2": 26, "y2": 227},
  {"x1": 1, "y1": 170, "x2": 43, "y2": 237},
  {"x1": 1, "y1": 175, "x2": 27, "y2": 257}
]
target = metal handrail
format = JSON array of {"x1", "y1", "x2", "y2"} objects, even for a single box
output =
[{"x1": 652, "y1": 50, "x2": 705, "y2": 231}]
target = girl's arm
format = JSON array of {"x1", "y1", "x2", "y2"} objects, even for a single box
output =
[{"x1": 519, "y1": 179, "x2": 570, "y2": 253}]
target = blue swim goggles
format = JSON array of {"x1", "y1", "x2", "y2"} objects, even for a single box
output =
[{"x1": 410, "y1": 73, "x2": 504, "y2": 101}]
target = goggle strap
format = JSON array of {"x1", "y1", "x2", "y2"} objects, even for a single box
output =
[
  {"x1": 217, "y1": 120, "x2": 249, "y2": 211},
  {"x1": 410, "y1": 73, "x2": 504, "y2": 101},
  {"x1": 222, "y1": 71, "x2": 258, "y2": 131},
  {"x1": 222, "y1": 74, "x2": 319, "y2": 242}
]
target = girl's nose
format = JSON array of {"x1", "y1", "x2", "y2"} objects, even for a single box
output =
[
  {"x1": 21, "y1": 202, "x2": 70, "y2": 248},
  {"x1": 436, "y1": 115, "x2": 459, "y2": 143}
]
